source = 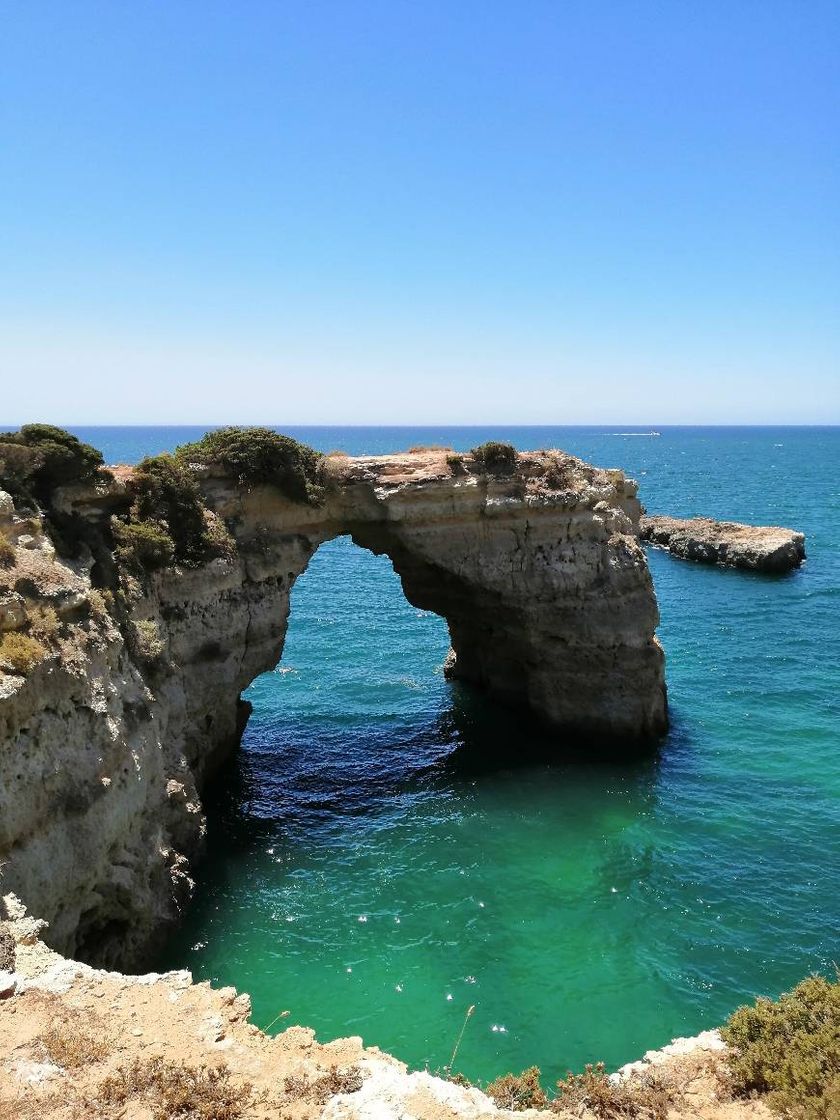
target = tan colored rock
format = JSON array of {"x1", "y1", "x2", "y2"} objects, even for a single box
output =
[
  {"x1": 0, "y1": 446, "x2": 666, "y2": 968},
  {"x1": 640, "y1": 514, "x2": 805, "y2": 573}
]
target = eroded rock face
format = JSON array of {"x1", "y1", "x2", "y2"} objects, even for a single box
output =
[
  {"x1": 640, "y1": 514, "x2": 806, "y2": 573},
  {"x1": 0, "y1": 447, "x2": 666, "y2": 967}
]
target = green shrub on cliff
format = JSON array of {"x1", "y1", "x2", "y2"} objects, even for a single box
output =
[
  {"x1": 129, "y1": 454, "x2": 210, "y2": 566},
  {"x1": 112, "y1": 453, "x2": 238, "y2": 574},
  {"x1": 470, "y1": 441, "x2": 518, "y2": 477},
  {"x1": 721, "y1": 974, "x2": 840, "y2": 1118},
  {"x1": 0, "y1": 631, "x2": 48, "y2": 675},
  {"x1": 112, "y1": 517, "x2": 176, "y2": 572},
  {"x1": 0, "y1": 424, "x2": 104, "y2": 505},
  {"x1": 175, "y1": 426, "x2": 323, "y2": 504}
]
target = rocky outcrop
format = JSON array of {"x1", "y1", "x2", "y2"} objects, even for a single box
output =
[
  {"x1": 0, "y1": 444, "x2": 666, "y2": 968},
  {"x1": 640, "y1": 514, "x2": 805, "y2": 573}
]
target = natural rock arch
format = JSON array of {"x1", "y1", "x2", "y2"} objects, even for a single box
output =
[
  {"x1": 0, "y1": 445, "x2": 666, "y2": 967},
  {"x1": 168, "y1": 449, "x2": 667, "y2": 780}
]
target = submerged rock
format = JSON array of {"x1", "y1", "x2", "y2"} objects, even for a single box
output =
[{"x1": 640, "y1": 514, "x2": 805, "y2": 573}]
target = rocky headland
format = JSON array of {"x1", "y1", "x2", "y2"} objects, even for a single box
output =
[
  {"x1": 0, "y1": 428, "x2": 666, "y2": 969},
  {"x1": 639, "y1": 515, "x2": 805, "y2": 573}
]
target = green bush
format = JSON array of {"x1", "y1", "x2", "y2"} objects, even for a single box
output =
[
  {"x1": 470, "y1": 441, "x2": 518, "y2": 477},
  {"x1": 0, "y1": 631, "x2": 47, "y2": 675},
  {"x1": 128, "y1": 454, "x2": 211, "y2": 567},
  {"x1": 175, "y1": 427, "x2": 323, "y2": 504},
  {"x1": 112, "y1": 518, "x2": 175, "y2": 572},
  {"x1": 721, "y1": 974, "x2": 840, "y2": 1118},
  {"x1": 0, "y1": 424, "x2": 103, "y2": 504}
]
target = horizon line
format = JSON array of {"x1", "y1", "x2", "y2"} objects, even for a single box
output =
[{"x1": 5, "y1": 422, "x2": 839, "y2": 430}]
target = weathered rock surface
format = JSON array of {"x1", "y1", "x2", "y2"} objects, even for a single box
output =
[
  {"x1": 0, "y1": 446, "x2": 666, "y2": 967},
  {"x1": 640, "y1": 514, "x2": 805, "y2": 573}
]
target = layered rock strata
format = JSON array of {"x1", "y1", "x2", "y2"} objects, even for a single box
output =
[
  {"x1": 0, "y1": 445, "x2": 666, "y2": 968},
  {"x1": 640, "y1": 514, "x2": 805, "y2": 573}
]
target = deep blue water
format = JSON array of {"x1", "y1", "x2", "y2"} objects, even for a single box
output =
[{"x1": 64, "y1": 426, "x2": 839, "y2": 1081}]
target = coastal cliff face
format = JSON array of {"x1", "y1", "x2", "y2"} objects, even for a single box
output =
[{"x1": 0, "y1": 442, "x2": 666, "y2": 969}]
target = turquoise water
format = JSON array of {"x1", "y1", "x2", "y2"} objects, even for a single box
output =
[{"x1": 73, "y1": 427, "x2": 839, "y2": 1083}]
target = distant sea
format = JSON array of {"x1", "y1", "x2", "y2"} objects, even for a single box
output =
[{"x1": 66, "y1": 426, "x2": 840, "y2": 1082}]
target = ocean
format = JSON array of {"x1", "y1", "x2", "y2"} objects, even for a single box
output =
[{"x1": 67, "y1": 425, "x2": 840, "y2": 1083}]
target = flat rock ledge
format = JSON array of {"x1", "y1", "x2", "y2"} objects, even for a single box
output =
[{"x1": 640, "y1": 514, "x2": 806, "y2": 573}]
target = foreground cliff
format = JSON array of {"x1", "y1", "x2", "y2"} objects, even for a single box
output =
[
  {"x1": 0, "y1": 895, "x2": 776, "y2": 1120},
  {"x1": 0, "y1": 427, "x2": 666, "y2": 969}
]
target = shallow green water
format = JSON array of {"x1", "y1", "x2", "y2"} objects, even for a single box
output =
[{"x1": 89, "y1": 424, "x2": 839, "y2": 1084}]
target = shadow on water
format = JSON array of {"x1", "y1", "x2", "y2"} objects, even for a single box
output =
[{"x1": 198, "y1": 679, "x2": 677, "y2": 866}]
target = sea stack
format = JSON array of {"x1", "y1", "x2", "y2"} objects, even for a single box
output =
[{"x1": 640, "y1": 514, "x2": 805, "y2": 573}]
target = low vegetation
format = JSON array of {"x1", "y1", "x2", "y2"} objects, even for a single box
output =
[
  {"x1": 0, "y1": 631, "x2": 47, "y2": 675},
  {"x1": 175, "y1": 426, "x2": 324, "y2": 505},
  {"x1": 98, "y1": 1057, "x2": 254, "y2": 1120},
  {"x1": 554, "y1": 1064, "x2": 668, "y2": 1118},
  {"x1": 470, "y1": 440, "x2": 518, "y2": 476},
  {"x1": 282, "y1": 1065, "x2": 366, "y2": 1105},
  {"x1": 485, "y1": 1066, "x2": 549, "y2": 1110},
  {"x1": 27, "y1": 604, "x2": 61, "y2": 642},
  {"x1": 0, "y1": 531, "x2": 14, "y2": 567},
  {"x1": 0, "y1": 424, "x2": 104, "y2": 506},
  {"x1": 721, "y1": 973, "x2": 840, "y2": 1119},
  {"x1": 130, "y1": 618, "x2": 166, "y2": 664},
  {"x1": 112, "y1": 516, "x2": 176, "y2": 572},
  {"x1": 38, "y1": 1021, "x2": 111, "y2": 1070},
  {"x1": 482, "y1": 1063, "x2": 667, "y2": 1118}
]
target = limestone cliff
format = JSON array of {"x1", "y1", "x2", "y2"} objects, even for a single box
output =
[{"x1": 0, "y1": 437, "x2": 666, "y2": 969}]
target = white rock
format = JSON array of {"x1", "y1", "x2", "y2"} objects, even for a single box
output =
[{"x1": 0, "y1": 970, "x2": 18, "y2": 997}]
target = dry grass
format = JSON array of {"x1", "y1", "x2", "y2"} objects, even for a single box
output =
[
  {"x1": 554, "y1": 1063, "x2": 669, "y2": 1118},
  {"x1": 27, "y1": 604, "x2": 61, "y2": 642},
  {"x1": 0, "y1": 631, "x2": 47, "y2": 674},
  {"x1": 38, "y1": 1022, "x2": 111, "y2": 1070},
  {"x1": 98, "y1": 1056, "x2": 257, "y2": 1120},
  {"x1": 486, "y1": 1066, "x2": 549, "y2": 1110},
  {"x1": 408, "y1": 444, "x2": 452, "y2": 454},
  {"x1": 282, "y1": 1065, "x2": 365, "y2": 1105}
]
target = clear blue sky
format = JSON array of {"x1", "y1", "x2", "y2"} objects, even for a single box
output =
[{"x1": 2, "y1": 1, "x2": 837, "y2": 424}]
